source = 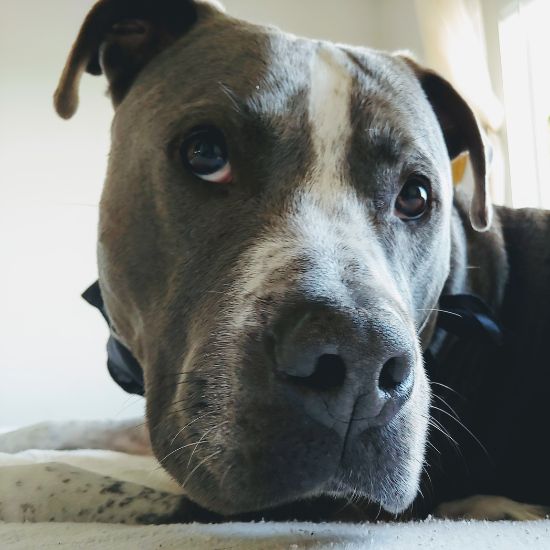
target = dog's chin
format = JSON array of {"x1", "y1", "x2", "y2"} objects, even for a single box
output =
[
  {"x1": 167, "y1": 424, "x2": 425, "y2": 518},
  {"x1": 326, "y1": 444, "x2": 424, "y2": 516},
  {"x1": 182, "y1": 460, "x2": 420, "y2": 518},
  {"x1": 368, "y1": 476, "x2": 421, "y2": 515}
]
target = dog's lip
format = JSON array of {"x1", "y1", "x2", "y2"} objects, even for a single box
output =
[
  {"x1": 181, "y1": 419, "x2": 415, "y2": 516},
  {"x1": 163, "y1": 416, "x2": 418, "y2": 517}
]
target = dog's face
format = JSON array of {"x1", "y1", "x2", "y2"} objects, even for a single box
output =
[{"x1": 57, "y1": 0, "x2": 490, "y2": 515}]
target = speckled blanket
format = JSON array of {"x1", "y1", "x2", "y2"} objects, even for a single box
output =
[{"x1": 1, "y1": 448, "x2": 549, "y2": 549}]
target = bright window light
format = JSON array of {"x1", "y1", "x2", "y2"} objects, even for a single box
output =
[{"x1": 499, "y1": 0, "x2": 550, "y2": 209}]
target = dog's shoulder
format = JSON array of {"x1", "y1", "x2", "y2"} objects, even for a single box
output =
[
  {"x1": 497, "y1": 204, "x2": 550, "y2": 277},
  {"x1": 451, "y1": 191, "x2": 550, "y2": 346},
  {"x1": 495, "y1": 203, "x2": 550, "y2": 346},
  {"x1": 451, "y1": 190, "x2": 509, "y2": 310}
]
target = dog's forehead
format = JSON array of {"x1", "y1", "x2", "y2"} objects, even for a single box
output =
[
  {"x1": 237, "y1": 28, "x2": 425, "y2": 131},
  {"x1": 139, "y1": 16, "x2": 427, "y2": 132},
  {"x1": 238, "y1": 27, "x2": 441, "y2": 179}
]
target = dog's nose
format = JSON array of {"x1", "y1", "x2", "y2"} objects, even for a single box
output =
[{"x1": 268, "y1": 302, "x2": 414, "y2": 430}]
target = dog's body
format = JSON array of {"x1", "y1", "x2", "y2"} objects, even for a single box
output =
[
  {"x1": 421, "y1": 199, "x2": 550, "y2": 514},
  {"x1": 1, "y1": 0, "x2": 549, "y2": 524}
]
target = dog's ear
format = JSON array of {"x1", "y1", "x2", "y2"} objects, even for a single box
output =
[
  {"x1": 54, "y1": 0, "x2": 222, "y2": 119},
  {"x1": 397, "y1": 55, "x2": 492, "y2": 232}
]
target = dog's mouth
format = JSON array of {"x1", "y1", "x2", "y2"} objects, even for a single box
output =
[
  {"x1": 148, "y1": 347, "x2": 429, "y2": 517},
  {"x1": 157, "y1": 415, "x2": 426, "y2": 517}
]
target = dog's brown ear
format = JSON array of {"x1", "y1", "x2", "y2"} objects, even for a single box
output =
[
  {"x1": 54, "y1": 0, "x2": 220, "y2": 119},
  {"x1": 398, "y1": 55, "x2": 492, "y2": 232}
]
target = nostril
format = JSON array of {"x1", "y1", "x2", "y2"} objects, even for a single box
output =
[
  {"x1": 286, "y1": 353, "x2": 347, "y2": 391},
  {"x1": 378, "y1": 356, "x2": 411, "y2": 393}
]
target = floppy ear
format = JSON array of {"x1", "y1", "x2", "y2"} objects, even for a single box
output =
[
  {"x1": 397, "y1": 55, "x2": 492, "y2": 232},
  {"x1": 54, "y1": 0, "x2": 221, "y2": 119}
]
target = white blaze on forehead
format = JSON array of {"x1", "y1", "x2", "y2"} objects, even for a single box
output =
[
  {"x1": 295, "y1": 44, "x2": 406, "y2": 310},
  {"x1": 307, "y1": 45, "x2": 353, "y2": 193},
  {"x1": 229, "y1": 42, "x2": 410, "y2": 330}
]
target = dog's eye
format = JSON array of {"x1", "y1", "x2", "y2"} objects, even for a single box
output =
[
  {"x1": 180, "y1": 126, "x2": 232, "y2": 184},
  {"x1": 395, "y1": 176, "x2": 430, "y2": 220}
]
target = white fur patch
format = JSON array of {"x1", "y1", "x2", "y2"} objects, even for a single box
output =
[
  {"x1": 230, "y1": 44, "x2": 409, "y2": 330},
  {"x1": 229, "y1": 45, "x2": 353, "y2": 326},
  {"x1": 307, "y1": 44, "x2": 353, "y2": 196}
]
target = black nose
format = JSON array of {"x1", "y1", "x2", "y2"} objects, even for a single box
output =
[{"x1": 268, "y1": 302, "x2": 414, "y2": 431}]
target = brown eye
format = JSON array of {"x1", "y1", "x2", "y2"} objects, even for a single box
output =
[
  {"x1": 180, "y1": 126, "x2": 232, "y2": 183},
  {"x1": 395, "y1": 176, "x2": 430, "y2": 220}
]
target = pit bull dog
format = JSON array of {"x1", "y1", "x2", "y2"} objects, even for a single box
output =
[{"x1": 1, "y1": 0, "x2": 549, "y2": 524}]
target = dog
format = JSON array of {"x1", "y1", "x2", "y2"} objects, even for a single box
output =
[{"x1": 1, "y1": 0, "x2": 549, "y2": 524}]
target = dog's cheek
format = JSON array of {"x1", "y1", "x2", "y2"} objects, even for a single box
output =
[{"x1": 397, "y1": 358, "x2": 431, "y2": 505}]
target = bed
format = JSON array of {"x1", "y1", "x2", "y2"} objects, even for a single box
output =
[{"x1": 1, "y1": 431, "x2": 549, "y2": 549}]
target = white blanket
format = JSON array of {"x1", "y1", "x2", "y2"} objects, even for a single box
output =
[{"x1": 1, "y1": 517, "x2": 550, "y2": 549}]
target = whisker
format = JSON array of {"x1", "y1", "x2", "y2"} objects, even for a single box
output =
[
  {"x1": 170, "y1": 410, "x2": 216, "y2": 446},
  {"x1": 416, "y1": 485, "x2": 425, "y2": 500},
  {"x1": 416, "y1": 308, "x2": 462, "y2": 318},
  {"x1": 432, "y1": 393, "x2": 461, "y2": 422},
  {"x1": 430, "y1": 381, "x2": 465, "y2": 400},
  {"x1": 428, "y1": 417, "x2": 459, "y2": 448},
  {"x1": 425, "y1": 439, "x2": 441, "y2": 455},
  {"x1": 182, "y1": 450, "x2": 222, "y2": 489},
  {"x1": 187, "y1": 421, "x2": 229, "y2": 467},
  {"x1": 219, "y1": 464, "x2": 234, "y2": 491},
  {"x1": 430, "y1": 405, "x2": 491, "y2": 461},
  {"x1": 157, "y1": 440, "x2": 210, "y2": 466},
  {"x1": 421, "y1": 463, "x2": 433, "y2": 495}
]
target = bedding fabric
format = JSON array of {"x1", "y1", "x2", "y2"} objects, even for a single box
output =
[
  {"x1": 1, "y1": 519, "x2": 550, "y2": 549},
  {"x1": 0, "y1": 448, "x2": 549, "y2": 549}
]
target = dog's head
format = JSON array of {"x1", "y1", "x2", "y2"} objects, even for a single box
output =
[{"x1": 56, "y1": 0, "x2": 490, "y2": 515}]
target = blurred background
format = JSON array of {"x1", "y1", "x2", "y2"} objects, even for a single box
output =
[{"x1": 1, "y1": 0, "x2": 549, "y2": 426}]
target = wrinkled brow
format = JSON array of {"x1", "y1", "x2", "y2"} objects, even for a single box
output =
[
  {"x1": 218, "y1": 82, "x2": 257, "y2": 120},
  {"x1": 354, "y1": 112, "x2": 437, "y2": 168}
]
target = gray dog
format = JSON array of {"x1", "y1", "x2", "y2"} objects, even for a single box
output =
[{"x1": 2, "y1": 0, "x2": 549, "y2": 524}]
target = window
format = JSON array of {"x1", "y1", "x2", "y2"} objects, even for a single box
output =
[{"x1": 498, "y1": 0, "x2": 550, "y2": 208}]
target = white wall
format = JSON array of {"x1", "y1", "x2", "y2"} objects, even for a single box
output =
[
  {"x1": 0, "y1": 0, "x2": 424, "y2": 427},
  {"x1": 367, "y1": 0, "x2": 424, "y2": 55},
  {"x1": 224, "y1": 0, "x2": 424, "y2": 55},
  {"x1": 0, "y1": 0, "x2": 133, "y2": 426},
  {"x1": 225, "y1": 0, "x2": 374, "y2": 45}
]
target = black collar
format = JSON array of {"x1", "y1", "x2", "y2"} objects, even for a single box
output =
[
  {"x1": 82, "y1": 282, "x2": 144, "y2": 396},
  {"x1": 83, "y1": 281, "x2": 503, "y2": 397}
]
